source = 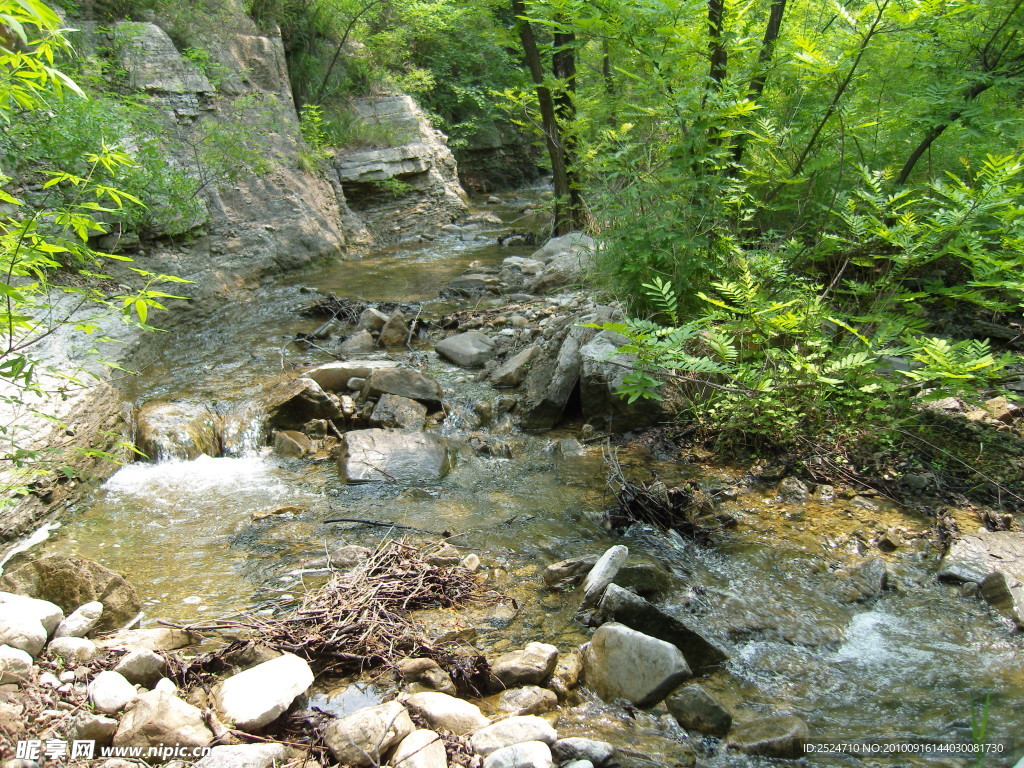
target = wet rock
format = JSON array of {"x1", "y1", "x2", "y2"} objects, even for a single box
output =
[
  {"x1": 837, "y1": 557, "x2": 888, "y2": 603},
  {"x1": 323, "y1": 701, "x2": 415, "y2": 767},
  {"x1": 778, "y1": 477, "x2": 810, "y2": 504},
  {"x1": 94, "y1": 628, "x2": 200, "y2": 653},
  {"x1": 877, "y1": 527, "x2": 904, "y2": 552},
  {"x1": 582, "y1": 622, "x2": 691, "y2": 707},
  {"x1": 581, "y1": 545, "x2": 629, "y2": 608},
  {"x1": 393, "y1": 729, "x2": 448, "y2": 768},
  {"x1": 267, "y1": 377, "x2": 343, "y2": 428},
  {"x1": 490, "y1": 346, "x2": 539, "y2": 388},
  {"x1": 980, "y1": 571, "x2": 1024, "y2": 628},
  {"x1": 135, "y1": 401, "x2": 221, "y2": 461},
  {"x1": 0, "y1": 593, "x2": 63, "y2": 635},
  {"x1": 192, "y1": 743, "x2": 289, "y2": 768},
  {"x1": 114, "y1": 649, "x2": 166, "y2": 687},
  {"x1": 356, "y1": 307, "x2": 389, "y2": 333},
  {"x1": 425, "y1": 543, "x2": 461, "y2": 566},
  {"x1": 518, "y1": 317, "x2": 600, "y2": 431},
  {"x1": 48, "y1": 636, "x2": 98, "y2": 665},
  {"x1": 490, "y1": 642, "x2": 558, "y2": 690},
  {"x1": 548, "y1": 648, "x2": 583, "y2": 700},
  {"x1": 400, "y1": 691, "x2": 489, "y2": 734},
  {"x1": 726, "y1": 715, "x2": 809, "y2": 759},
  {"x1": 329, "y1": 545, "x2": 372, "y2": 569},
  {"x1": 666, "y1": 684, "x2": 732, "y2": 737},
  {"x1": 483, "y1": 741, "x2": 554, "y2": 768},
  {"x1": 437, "y1": 331, "x2": 498, "y2": 368},
  {"x1": 579, "y1": 332, "x2": 665, "y2": 429},
  {"x1": 0, "y1": 606, "x2": 46, "y2": 657},
  {"x1": 396, "y1": 658, "x2": 457, "y2": 695},
  {"x1": 1, "y1": 554, "x2": 142, "y2": 632},
  {"x1": 614, "y1": 560, "x2": 673, "y2": 599},
  {"x1": 89, "y1": 670, "x2": 138, "y2": 714},
  {"x1": 498, "y1": 686, "x2": 558, "y2": 715},
  {"x1": 543, "y1": 556, "x2": 598, "y2": 589},
  {"x1": 339, "y1": 429, "x2": 449, "y2": 483},
  {"x1": 341, "y1": 329, "x2": 377, "y2": 354},
  {"x1": 938, "y1": 531, "x2": 1024, "y2": 584},
  {"x1": 594, "y1": 585, "x2": 728, "y2": 671},
  {"x1": 212, "y1": 652, "x2": 313, "y2": 732},
  {"x1": 370, "y1": 393, "x2": 428, "y2": 430},
  {"x1": 0, "y1": 645, "x2": 33, "y2": 684},
  {"x1": 273, "y1": 429, "x2": 313, "y2": 458},
  {"x1": 362, "y1": 367, "x2": 444, "y2": 408},
  {"x1": 306, "y1": 360, "x2": 399, "y2": 392},
  {"x1": 470, "y1": 716, "x2": 557, "y2": 756},
  {"x1": 379, "y1": 310, "x2": 409, "y2": 346},
  {"x1": 812, "y1": 484, "x2": 835, "y2": 504},
  {"x1": 71, "y1": 712, "x2": 119, "y2": 746},
  {"x1": 113, "y1": 690, "x2": 215, "y2": 751},
  {"x1": 551, "y1": 738, "x2": 615, "y2": 766}
]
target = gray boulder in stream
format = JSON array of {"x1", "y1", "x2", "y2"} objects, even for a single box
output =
[
  {"x1": 582, "y1": 622, "x2": 691, "y2": 707},
  {"x1": 938, "y1": 530, "x2": 1024, "y2": 584},
  {"x1": 362, "y1": 368, "x2": 444, "y2": 408},
  {"x1": 594, "y1": 584, "x2": 728, "y2": 672},
  {"x1": 436, "y1": 331, "x2": 497, "y2": 368},
  {"x1": 339, "y1": 429, "x2": 449, "y2": 483}
]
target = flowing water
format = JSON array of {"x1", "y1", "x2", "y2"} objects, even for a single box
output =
[{"x1": 6, "y1": 188, "x2": 1023, "y2": 766}]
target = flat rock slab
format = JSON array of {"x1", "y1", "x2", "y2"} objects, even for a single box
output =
[
  {"x1": 436, "y1": 331, "x2": 497, "y2": 368},
  {"x1": 339, "y1": 429, "x2": 449, "y2": 483},
  {"x1": 583, "y1": 622, "x2": 691, "y2": 708},
  {"x1": 938, "y1": 531, "x2": 1024, "y2": 584}
]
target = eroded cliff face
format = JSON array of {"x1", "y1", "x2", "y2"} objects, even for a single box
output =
[
  {"x1": 93, "y1": 20, "x2": 353, "y2": 299},
  {"x1": 331, "y1": 94, "x2": 469, "y2": 243}
]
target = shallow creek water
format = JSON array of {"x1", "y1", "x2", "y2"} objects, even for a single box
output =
[{"x1": 9, "y1": 189, "x2": 1024, "y2": 766}]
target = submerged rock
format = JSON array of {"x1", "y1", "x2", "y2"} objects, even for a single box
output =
[
  {"x1": 582, "y1": 622, "x2": 691, "y2": 707},
  {"x1": 338, "y1": 428, "x2": 449, "y2": 483},
  {"x1": 666, "y1": 684, "x2": 732, "y2": 737},
  {"x1": 837, "y1": 557, "x2": 888, "y2": 603},
  {"x1": 726, "y1": 715, "x2": 809, "y2": 759}
]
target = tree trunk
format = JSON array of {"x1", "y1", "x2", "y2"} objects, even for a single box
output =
[
  {"x1": 512, "y1": 0, "x2": 585, "y2": 235},
  {"x1": 731, "y1": 0, "x2": 787, "y2": 169},
  {"x1": 707, "y1": 0, "x2": 728, "y2": 92}
]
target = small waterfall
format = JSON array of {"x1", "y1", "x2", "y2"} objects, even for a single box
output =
[{"x1": 218, "y1": 401, "x2": 266, "y2": 457}]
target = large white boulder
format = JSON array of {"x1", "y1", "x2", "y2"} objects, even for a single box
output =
[{"x1": 213, "y1": 652, "x2": 313, "y2": 732}]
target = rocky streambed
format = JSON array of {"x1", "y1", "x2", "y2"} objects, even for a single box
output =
[{"x1": 2, "y1": 192, "x2": 1024, "y2": 767}]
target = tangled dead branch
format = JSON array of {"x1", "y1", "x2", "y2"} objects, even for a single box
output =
[
  {"x1": 603, "y1": 446, "x2": 720, "y2": 542},
  {"x1": 173, "y1": 541, "x2": 495, "y2": 685}
]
